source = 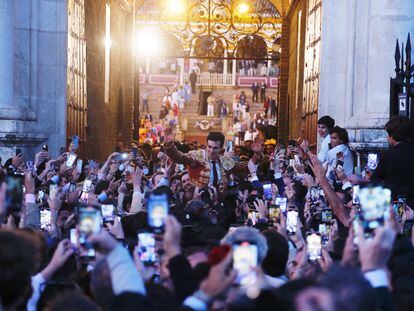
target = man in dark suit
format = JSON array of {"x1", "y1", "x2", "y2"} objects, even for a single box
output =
[{"x1": 372, "y1": 116, "x2": 414, "y2": 206}]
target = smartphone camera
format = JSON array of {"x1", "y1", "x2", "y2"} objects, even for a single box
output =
[
  {"x1": 274, "y1": 196, "x2": 287, "y2": 213},
  {"x1": 137, "y1": 232, "x2": 157, "y2": 266},
  {"x1": 40, "y1": 209, "x2": 52, "y2": 229},
  {"x1": 359, "y1": 186, "x2": 391, "y2": 235},
  {"x1": 232, "y1": 241, "x2": 258, "y2": 286},
  {"x1": 321, "y1": 208, "x2": 332, "y2": 223},
  {"x1": 101, "y1": 204, "x2": 115, "y2": 224},
  {"x1": 263, "y1": 183, "x2": 272, "y2": 201},
  {"x1": 286, "y1": 208, "x2": 299, "y2": 235},
  {"x1": 147, "y1": 194, "x2": 169, "y2": 233},
  {"x1": 307, "y1": 232, "x2": 322, "y2": 262}
]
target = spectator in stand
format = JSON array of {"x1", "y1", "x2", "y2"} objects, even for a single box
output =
[
  {"x1": 270, "y1": 96, "x2": 277, "y2": 119},
  {"x1": 239, "y1": 91, "x2": 247, "y2": 106},
  {"x1": 264, "y1": 96, "x2": 270, "y2": 118},
  {"x1": 184, "y1": 81, "x2": 191, "y2": 104},
  {"x1": 251, "y1": 82, "x2": 260, "y2": 103},
  {"x1": 207, "y1": 93, "x2": 216, "y2": 117},
  {"x1": 141, "y1": 87, "x2": 149, "y2": 113},
  {"x1": 189, "y1": 70, "x2": 198, "y2": 94},
  {"x1": 260, "y1": 82, "x2": 267, "y2": 103},
  {"x1": 232, "y1": 95, "x2": 240, "y2": 120}
]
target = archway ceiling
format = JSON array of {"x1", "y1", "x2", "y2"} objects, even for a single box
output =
[{"x1": 133, "y1": 0, "x2": 288, "y2": 16}]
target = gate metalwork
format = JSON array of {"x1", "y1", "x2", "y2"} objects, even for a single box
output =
[
  {"x1": 67, "y1": 0, "x2": 87, "y2": 156},
  {"x1": 135, "y1": 0, "x2": 282, "y2": 60},
  {"x1": 390, "y1": 33, "x2": 413, "y2": 119}
]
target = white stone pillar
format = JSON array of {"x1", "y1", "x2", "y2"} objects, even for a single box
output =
[
  {"x1": 145, "y1": 58, "x2": 150, "y2": 74},
  {"x1": 232, "y1": 59, "x2": 237, "y2": 86},
  {"x1": 179, "y1": 58, "x2": 184, "y2": 84},
  {"x1": 0, "y1": 0, "x2": 13, "y2": 107},
  {"x1": 223, "y1": 51, "x2": 228, "y2": 75},
  {"x1": 267, "y1": 60, "x2": 272, "y2": 75}
]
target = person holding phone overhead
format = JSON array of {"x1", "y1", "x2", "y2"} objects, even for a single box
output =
[{"x1": 371, "y1": 116, "x2": 414, "y2": 205}]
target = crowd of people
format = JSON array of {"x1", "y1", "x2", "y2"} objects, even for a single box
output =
[{"x1": 1, "y1": 112, "x2": 414, "y2": 311}]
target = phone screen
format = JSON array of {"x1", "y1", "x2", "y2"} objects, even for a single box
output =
[
  {"x1": 37, "y1": 190, "x2": 45, "y2": 203},
  {"x1": 275, "y1": 196, "x2": 287, "y2": 213},
  {"x1": 318, "y1": 223, "x2": 330, "y2": 245},
  {"x1": 82, "y1": 179, "x2": 93, "y2": 193},
  {"x1": 367, "y1": 153, "x2": 378, "y2": 170},
  {"x1": 66, "y1": 153, "x2": 77, "y2": 167},
  {"x1": 359, "y1": 187, "x2": 391, "y2": 233},
  {"x1": 76, "y1": 159, "x2": 83, "y2": 172},
  {"x1": 72, "y1": 136, "x2": 79, "y2": 149},
  {"x1": 233, "y1": 242, "x2": 258, "y2": 286},
  {"x1": 247, "y1": 210, "x2": 259, "y2": 226},
  {"x1": 263, "y1": 183, "x2": 272, "y2": 201},
  {"x1": 40, "y1": 209, "x2": 52, "y2": 229},
  {"x1": 294, "y1": 154, "x2": 301, "y2": 165},
  {"x1": 147, "y1": 194, "x2": 169, "y2": 232},
  {"x1": 138, "y1": 232, "x2": 157, "y2": 265},
  {"x1": 286, "y1": 210, "x2": 299, "y2": 235},
  {"x1": 268, "y1": 205, "x2": 280, "y2": 222},
  {"x1": 393, "y1": 201, "x2": 404, "y2": 222},
  {"x1": 352, "y1": 185, "x2": 360, "y2": 205},
  {"x1": 321, "y1": 209, "x2": 332, "y2": 223},
  {"x1": 101, "y1": 204, "x2": 115, "y2": 223},
  {"x1": 49, "y1": 184, "x2": 58, "y2": 200},
  {"x1": 78, "y1": 207, "x2": 101, "y2": 244},
  {"x1": 6, "y1": 175, "x2": 24, "y2": 213},
  {"x1": 307, "y1": 233, "x2": 322, "y2": 261}
]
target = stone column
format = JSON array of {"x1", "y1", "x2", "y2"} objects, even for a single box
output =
[
  {"x1": 319, "y1": 0, "x2": 414, "y2": 150},
  {"x1": 223, "y1": 51, "x2": 228, "y2": 76},
  {"x1": 267, "y1": 60, "x2": 272, "y2": 75},
  {"x1": 0, "y1": 0, "x2": 13, "y2": 108},
  {"x1": 232, "y1": 59, "x2": 237, "y2": 86},
  {"x1": 178, "y1": 58, "x2": 184, "y2": 84}
]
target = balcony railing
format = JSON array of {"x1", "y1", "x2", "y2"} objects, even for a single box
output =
[{"x1": 184, "y1": 73, "x2": 235, "y2": 86}]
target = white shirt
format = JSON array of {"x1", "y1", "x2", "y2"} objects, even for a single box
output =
[
  {"x1": 318, "y1": 134, "x2": 331, "y2": 163},
  {"x1": 326, "y1": 144, "x2": 354, "y2": 176}
]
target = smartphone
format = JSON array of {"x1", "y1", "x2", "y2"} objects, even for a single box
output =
[
  {"x1": 15, "y1": 148, "x2": 22, "y2": 156},
  {"x1": 307, "y1": 232, "x2": 322, "y2": 262},
  {"x1": 118, "y1": 153, "x2": 129, "y2": 162},
  {"x1": 393, "y1": 201, "x2": 404, "y2": 223},
  {"x1": 66, "y1": 153, "x2": 77, "y2": 167},
  {"x1": 336, "y1": 160, "x2": 344, "y2": 169},
  {"x1": 318, "y1": 223, "x2": 330, "y2": 245},
  {"x1": 286, "y1": 209, "x2": 299, "y2": 235},
  {"x1": 42, "y1": 144, "x2": 48, "y2": 151},
  {"x1": 101, "y1": 204, "x2": 115, "y2": 224},
  {"x1": 367, "y1": 153, "x2": 378, "y2": 171},
  {"x1": 40, "y1": 209, "x2": 52, "y2": 229},
  {"x1": 59, "y1": 147, "x2": 66, "y2": 155},
  {"x1": 137, "y1": 232, "x2": 157, "y2": 266},
  {"x1": 352, "y1": 185, "x2": 360, "y2": 205},
  {"x1": 268, "y1": 204, "x2": 280, "y2": 222},
  {"x1": 26, "y1": 161, "x2": 35, "y2": 171},
  {"x1": 178, "y1": 164, "x2": 185, "y2": 171},
  {"x1": 147, "y1": 194, "x2": 169, "y2": 232},
  {"x1": 233, "y1": 242, "x2": 258, "y2": 286},
  {"x1": 310, "y1": 187, "x2": 322, "y2": 203},
  {"x1": 263, "y1": 183, "x2": 272, "y2": 201},
  {"x1": 275, "y1": 196, "x2": 287, "y2": 213},
  {"x1": 226, "y1": 141, "x2": 234, "y2": 153},
  {"x1": 49, "y1": 184, "x2": 58, "y2": 200},
  {"x1": 68, "y1": 181, "x2": 77, "y2": 193},
  {"x1": 78, "y1": 207, "x2": 101, "y2": 245},
  {"x1": 288, "y1": 140, "x2": 297, "y2": 147},
  {"x1": 321, "y1": 208, "x2": 333, "y2": 223},
  {"x1": 72, "y1": 135, "x2": 79, "y2": 149},
  {"x1": 402, "y1": 219, "x2": 414, "y2": 237},
  {"x1": 359, "y1": 186, "x2": 391, "y2": 234},
  {"x1": 352, "y1": 217, "x2": 360, "y2": 245},
  {"x1": 294, "y1": 154, "x2": 301, "y2": 165},
  {"x1": 247, "y1": 210, "x2": 259, "y2": 226},
  {"x1": 82, "y1": 179, "x2": 93, "y2": 193},
  {"x1": 76, "y1": 159, "x2": 83, "y2": 172},
  {"x1": 37, "y1": 190, "x2": 45, "y2": 203}
]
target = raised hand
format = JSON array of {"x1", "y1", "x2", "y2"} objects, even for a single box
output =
[{"x1": 163, "y1": 215, "x2": 182, "y2": 259}]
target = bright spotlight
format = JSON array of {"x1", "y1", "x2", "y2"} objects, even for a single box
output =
[
  {"x1": 236, "y1": 2, "x2": 250, "y2": 15},
  {"x1": 135, "y1": 28, "x2": 163, "y2": 58},
  {"x1": 166, "y1": 0, "x2": 186, "y2": 15}
]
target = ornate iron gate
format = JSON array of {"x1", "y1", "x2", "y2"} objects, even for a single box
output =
[
  {"x1": 67, "y1": 0, "x2": 87, "y2": 156},
  {"x1": 302, "y1": 0, "x2": 322, "y2": 148}
]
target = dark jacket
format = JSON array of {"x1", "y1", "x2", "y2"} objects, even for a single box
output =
[{"x1": 371, "y1": 142, "x2": 414, "y2": 202}]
